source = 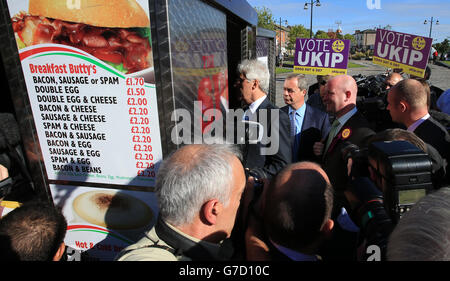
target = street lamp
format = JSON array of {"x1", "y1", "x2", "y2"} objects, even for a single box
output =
[
  {"x1": 278, "y1": 18, "x2": 288, "y2": 56},
  {"x1": 424, "y1": 17, "x2": 439, "y2": 39},
  {"x1": 304, "y1": 0, "x2": 321, "y2": 38}
]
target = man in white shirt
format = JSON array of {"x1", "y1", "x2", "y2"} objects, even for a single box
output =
[{"x1": 235, "y1": 59, "x2": 291, "y2": 181}]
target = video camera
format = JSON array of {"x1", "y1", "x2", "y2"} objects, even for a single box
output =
[
  {"x1": 343, "y1": 140, "x2": 434, "y2": 224},
  {"x1": 353, "y1": 73, "x2": 397, "y2": 132}
]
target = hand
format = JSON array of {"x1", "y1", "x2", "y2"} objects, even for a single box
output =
[
  {"x1": 313, "y1": 139, "x2": 325, "y2": 156},
  {"x1": 0, "y1": 165, "x2": 9, "y2": 181},
  {"x1": 347, "y1": 158, "x2": 353, "y2": 178}
]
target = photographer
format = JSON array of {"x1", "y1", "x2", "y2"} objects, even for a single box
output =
[{"x1": 343, "y1": 138, "x2": 434, "y2": 260}]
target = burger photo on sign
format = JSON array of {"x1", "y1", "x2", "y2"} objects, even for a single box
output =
[{"x1": 11, "y1": 0, "x2": 154, "y2": 83}]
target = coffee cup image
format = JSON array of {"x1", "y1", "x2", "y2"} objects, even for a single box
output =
[{"x1": 72, "y1": 190, "x2": 153, "y2": 230}]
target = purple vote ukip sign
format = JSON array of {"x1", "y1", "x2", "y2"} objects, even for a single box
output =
[
  {"x1": 373, "y1": 29, "x2": 432, "y2": 78},
  {"x1": 294, "y1": 38, "x2": 350, "y2": 76}
]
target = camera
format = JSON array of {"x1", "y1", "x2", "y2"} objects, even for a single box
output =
[
  {"x1": 343, "y1": 140, "x2": 433, "y2": 223},
  {"x1": 368, "y1": 141, "x2": 434, "y2": 223}
]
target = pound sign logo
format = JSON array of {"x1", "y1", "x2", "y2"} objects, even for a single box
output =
[{"x1": 367, "y1": 0, "x2": 381, "y2": 10}]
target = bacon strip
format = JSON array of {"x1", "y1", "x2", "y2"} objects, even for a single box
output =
[{"x1": 12, "y1": 14, "x2": 152, "y2": 74}]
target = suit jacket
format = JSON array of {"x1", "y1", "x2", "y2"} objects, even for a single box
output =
[
  {"x1": 281, "y1": 104, "x2": 331, "y2": 162},
  {"x1": 413, "y1": 117, "x2": 450, "y2": 184},
  {"x1": 322, "y1": 110, "x2": 375, "y2": 192},
  {"x1": 318, "y1": 111, "x2": 374, "y2": 261},
  {"x1": 242, "y1": 98, "x2": 292, "y2": 180}
]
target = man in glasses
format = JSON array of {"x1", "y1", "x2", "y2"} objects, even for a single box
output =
[
  {"x1": 234, "y1": 59, "x2": 291, "y2": 181},
  {"x1": 307, "y1": 75, "x2": 331, "y2": 113}
]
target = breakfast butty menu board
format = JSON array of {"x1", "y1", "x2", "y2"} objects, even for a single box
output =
[
  {"x1": 7, "y1": 0, "x2": 162, "y2": 187},
  {"x1": 51, "y1": 184, "x2": 159, "y2": 261}
]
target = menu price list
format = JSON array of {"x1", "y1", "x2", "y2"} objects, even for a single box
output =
[
  {"x1": 23, "y1": 55, "x2": 161, "y2": 186},
  {"x1": 126, "y1": 77, "x2": 156, "y2": 178}
]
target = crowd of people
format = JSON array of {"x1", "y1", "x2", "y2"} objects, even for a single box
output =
[{"x1": 1, "y1": 59, "x2": 450, "y2": 261}]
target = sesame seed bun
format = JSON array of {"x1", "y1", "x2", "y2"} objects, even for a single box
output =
[{"x1": 29, "y1": 0, "x2": 149, "y2": 28}]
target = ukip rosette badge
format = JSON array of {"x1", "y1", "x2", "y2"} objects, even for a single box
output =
[{"x1": 341, "y1": 128, "x2": 351, "y2": 139}]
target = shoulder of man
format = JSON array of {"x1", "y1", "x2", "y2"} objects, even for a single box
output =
[
  {"x1": 342, "y1": 111, "x2": 375, "y2": 145},
  {"x1": 115, "y1": 228, "x2": 182, "y2": 261}
]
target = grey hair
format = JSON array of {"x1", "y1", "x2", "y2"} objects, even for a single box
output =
[
  {"x1": 155, "y1": 143, "x2": 242, "y2": 226},
  {"x1": 286, "y1": 73, "x2": 308, "y2": 91},
  {"x1": 238, "y1": 59, "x2": 270, "y2": 93},
  {"x1": 387, "y1": 188, "x2": 450, "y2": 261}
]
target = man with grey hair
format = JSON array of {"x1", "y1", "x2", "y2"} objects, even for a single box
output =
[
  {"x1": 387, "y1": 187, "x2": 450, "y2": 261},
  {"x1": 235, "y1": 59, "x2": 291, "y2": 181},
  {"x1": 281, "y1": 73, "x2": 330, "y2": 162},
  {"x1": 116, "y1": 143, "x2": 246, "y2": 261}
]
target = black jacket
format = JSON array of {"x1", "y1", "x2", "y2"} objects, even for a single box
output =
[{"x1": 242, "y1": 98, "x2": 292, "y2": 180}]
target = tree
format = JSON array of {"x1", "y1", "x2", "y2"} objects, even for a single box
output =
[
  {"x1": 314, "y1": 30, "x2": 329, "y2": 39},
  {"x1": 343, "y1": 34, "x2": 356, "y2": 46},
  {"x1": 287, "y1": 24, "x2": 310, "y2": 51},
  {"x1": 254, "y1": 6, "x2": 275, "y2": 30},
  {"x1": 433, "y1": 39, "x2": 450, "y2": 60}
]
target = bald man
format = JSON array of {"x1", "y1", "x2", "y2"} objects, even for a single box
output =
[
  {"x1": 384, "y1": 72, "x2": 403, "y2": 90},
  {"x1": 245, "y1": 161, "x2": 334, "y2": 261},
  {"x1": 313, "y1": 75, "x2": 374, "y2": 192},
  {"x1": 312, "y1": 75, "x2": 375, "y2": 260},
  {"x1": 387, "y1": 79, "x2": 450, "y2": 184}
]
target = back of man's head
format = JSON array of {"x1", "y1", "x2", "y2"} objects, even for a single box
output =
[
  {"x1": 155, "y1": 144, "x2": 242, "y2": 227},
  {"x1": 391, "y1": 79, "x2": 428, "y2": 110},
  {"x1": 0, "y1": 201, "x2": 67, "y2": 261},
  {"x1": 387, "y1": 188, "x2": 450, "y2": 261},
  {"x1": 263, "y1": 162, "x2": 334, "y2": 253}
]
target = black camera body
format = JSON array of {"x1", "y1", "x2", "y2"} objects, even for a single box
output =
[{"x1": 368, "y1": 141, "x2": 434, "y2": 223}]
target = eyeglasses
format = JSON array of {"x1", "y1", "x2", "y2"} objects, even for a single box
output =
[{"x1": 237, "y1": 76, "x2": 252, "y2": 84}]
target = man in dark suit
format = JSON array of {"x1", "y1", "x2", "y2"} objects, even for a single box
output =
[
  {"x1": 231, "y1": 59, "x2": 291, "y2": 259},
  {"x1": 313, "y1": 75, "x2": 375, "y2": 194},
  {"x1": 313, "y1": 75, "x2": 375, "y2": 260},
  {"x1": 281, "y1": 74, "x2": 330, "y2": 163},
  {"x1": 235, "y1": 59, "x2": 291, "y2": 181},
  {"x1": 387, "y1": 79, "x2": 450, "y2": 185}
]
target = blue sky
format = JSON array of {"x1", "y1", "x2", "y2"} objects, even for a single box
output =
[{"x1": 247, "y1": 0, "x2": 450, "y2": 43}]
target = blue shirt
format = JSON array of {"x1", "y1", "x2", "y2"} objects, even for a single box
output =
[{"x1": 289, "y1": 103, "x2": 306, "y2": 162}]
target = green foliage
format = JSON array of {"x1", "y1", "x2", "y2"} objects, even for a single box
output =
[
  {"x1": 287, "y1": 24, "x2": 310, "y2": 50},
  {"x1": 433, "y1": 39, "x2": 450, "y2": 57},
  {"x1": 255, "y1": 6, "x2": 275, "y2": 30},
  {"x1": 314, "y1": 30, "x2": 329, "y2": 39},
  {"x1": 351, "y1": 51, "x2": 365, "y2": 60},
  {"x1": 343, "y1": 34, "x2": 356, "y2": 45}
]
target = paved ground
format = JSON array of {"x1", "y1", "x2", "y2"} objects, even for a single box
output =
[{"x1": 274, "y1": 60, "x2": 450, "y2": 108}]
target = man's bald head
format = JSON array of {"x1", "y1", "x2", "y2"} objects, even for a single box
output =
[
  {"x1": 385, "y1": 73, "x2": 403, "y2": 90},
  {"x1": 390, "y1": 79, "x2": 428, "y2": 110},
  {"x1": 328, "y1": 75, "x2": 358, "y2": 100},
  {"x1": 263, "y1": 162, "x2": 334, "y2": 252},
  {"x1": 323, "y1": 75, "x2": 358, "y2": 116}
]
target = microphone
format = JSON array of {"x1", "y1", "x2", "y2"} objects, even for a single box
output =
[{"x1": 0, "y1": 113, "x2": 22, "y2": 150}]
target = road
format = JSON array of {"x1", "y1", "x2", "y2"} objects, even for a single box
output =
[{"x1": 274, "y1": 60, "x2": 450, "y2": 108}]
